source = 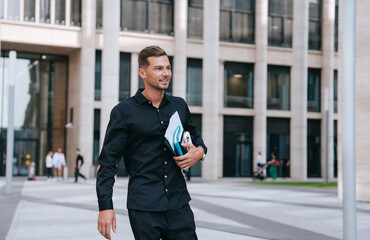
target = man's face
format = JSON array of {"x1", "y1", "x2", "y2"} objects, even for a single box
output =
[{"x1": 139, "y1": 56, "x2": 171, "y2": 91}]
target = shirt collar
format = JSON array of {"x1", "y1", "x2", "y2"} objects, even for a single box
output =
[{"x1": 134, "y1": 89, "x2": 171, "y2": 107}]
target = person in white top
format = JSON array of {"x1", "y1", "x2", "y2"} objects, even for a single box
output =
[
  {"x1": 45, "y1": 151, "x2": 54, "y2": 180},
  {"x1": 257, "y1": 151, "x2": 264, "y2": 168},
  {"x1": 53, "y1": 148, "x2": 66, "y2": 180}
]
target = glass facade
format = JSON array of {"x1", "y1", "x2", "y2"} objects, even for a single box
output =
[
  {"x1": 119, "y1": 53, "x2": 131, "y2": 102},
  {"x1": 24, "y1": 0, "x2": 36, "y2": 22},
  {"x1": 267, "y1": 118, "x2": 290, "y2": 177},
  {"x1": 223, "y1": 116, "x2": 253, "y2": 177},
  {"x1": 121, "y1": 0, "x2": 174, "y2": 36},
  {"x1": 0, "y1": 51, "x2": 68, "y2": 176},
  {"x1": 308, "y1": 0, "x2": 322, "y2": 50},
  {"x1": 40, "y1": 0, "x2": 51, "y2": 23},
  {"x1": 55, "y1": 0, "x2": 66, "y2": 25},
  {"x1": 334, "y1": 0, "x2": 338, "y2": 52},
  {"x1": 186, "y1": 58, "x2": 202, "y2": 106},
  {"x1": 307, "y1": 68, "x2": 321, "y2": 112},
  {"x1": 95, "y1": 50, "x2": 102, "y2": 101},
  {"x1": 334, "y1": 120, "x2": 337, "y2": 178},
  {"x1": 267, "y1": 65, "x2": 290, "y2": 110},
  {"x1": 188, "y1": 0, "x2": 203, "y2": 39},
  {"x1": 224, "y1": 62, "x2": 254, "y2": 108},
  {"x1": 220, "y1": 0, "x2": 255, "y2": 44},
  {"x1": 93, "y1": 109, "x2": 101, "y2": 166},
  {"x1": 70, "y1": 0, "x2": 82, "y2": 26},
  {"x1": 268, "y1": 0, "x2": 293, "y2": 48},
  {"x1": 189, "y1": 114, "x2": 202, "y2": 177},
  {"x1": 307, "y1": 119, "x2": 321, "y2": 178}
]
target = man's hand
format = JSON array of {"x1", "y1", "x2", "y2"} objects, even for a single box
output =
[
  {"x1": 173, "y1": 143, "x2": 204, "y2": 171},
  {"x1": 97, "y1": 209, "x2": 116, "y2": 239}
]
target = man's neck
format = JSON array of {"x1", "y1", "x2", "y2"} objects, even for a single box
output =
[{"x1": 142, "y1": 88, "x2": 165, "y2": 108}]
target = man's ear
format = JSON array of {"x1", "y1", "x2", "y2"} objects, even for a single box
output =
[{"x1": 138, "y1": 68, "x2": 146, "y2": 80}]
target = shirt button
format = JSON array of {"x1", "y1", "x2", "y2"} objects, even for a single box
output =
[
  {"x1": 165, "y1": 189, "x2": 168, "y2": 192},
  {"x1": 164, "y1": 175, "x2": 167, "y2": 178},
  {"x1": 161, "y1": 121, "x2": 164, "y2": 124},
  {"x1": 164, "y1": 161, "x2": 167, "y2": 165},
  {"x1": 148, "y1": 101, "x2": 151, "y2": 104},
  {"x1": 164, "y1": 148, "x2": 166, "y2": 151},
  {"x1": 157, "y1": 109, "x2": 160, "y2": 112}
]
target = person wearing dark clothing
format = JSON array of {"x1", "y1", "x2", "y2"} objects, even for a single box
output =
[
  {"x1": 96, "y1": 46, "x2": 207, "y2": 240},
  {"x1": 282, "y1": 154, "x2": 290, "y2": 178},
  {"x1": 75, "y1": 148, "x2": 87, "y2": 183}
]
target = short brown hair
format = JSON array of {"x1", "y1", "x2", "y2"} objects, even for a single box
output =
[{"x1": 138, "y1": 46, "x2": 168, "y2": 68}]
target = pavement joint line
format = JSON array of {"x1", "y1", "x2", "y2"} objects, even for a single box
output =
[{"x1": 191, "y1": 197, "x2": 340, "y2": 240}]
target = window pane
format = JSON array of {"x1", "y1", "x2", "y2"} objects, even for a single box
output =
[
  {"x1": 334, "y1": 0, "x2": 338, "y2": 52},
  {"x1": 119, "y1": 53, "x2": 131, "y2": 102},
  {"x1": 24, "y1": 0, "x2": 36, "y2": 22},
  {"x1": 186, "y1": 59, "x2": 202, "y2": 106},
  {"x1": 268, "y1": 0, "x2": 293, "y2": 48},
  {"x1": 188, "y1": 3, "x2": 203, "y2": 39},
  {"x1": 70, "y1": 0, "x2": 81, "y2": 26},
  {"x1": 121, "y1": 0, "x2": 146, "y2": 32},
  {"x1": 334, "y1": 70, "x2": 337, "y2": 113},
  {"x1": 308, "y1": 0, "x2": 321, "y2": 50},
  {"x1": 40, "y1": 0, "x2": 50, "y2": 23},
  {"x1": 307, "y1": 119, "x2": 321, "y2": 178},
  {"x1": 96, "y1": 0, "x2": 103, "y2": 29},
  {"x1": 95, "y1": 51, "x2": 101, "y2": 101},
  {"x1": 223, "y1": 116, "x2": 253, "y2": 177},
  {"x1": 224, "y1": 62, "x2": 254, "y2": 108},
  {"x1": 8, "y1": 0, "x2": 20, "y2": 21},
  {"x1": 220, "y1": 0, "x2": 255, "y2": 44},
  {"x1": 55, "y1": 0, "x2": 66, "y2": 25},
  {"x1": 307, "y1": 68, "x2": 321, "y2": 112},
  {"x1": 267, "y1": 66, "x2": 290, "y2": 110},
  {"x1": 148, "y1": 1, "x2": 174, "y2": 35}
]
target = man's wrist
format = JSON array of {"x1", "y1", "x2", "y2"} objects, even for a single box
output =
[{"x1": 98, "y1": 199, "x2": 114, "y2": 211}]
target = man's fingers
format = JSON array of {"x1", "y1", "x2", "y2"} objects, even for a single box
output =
[
  {"x1": 112, "y1": 215, "x2": 117, "y2": 233},
  {"x1": 105, "y1": 223, "x2": 111, "y2": 239}
]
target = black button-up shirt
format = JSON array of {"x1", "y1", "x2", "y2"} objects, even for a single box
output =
[{"x1": 96, "y1": 90, "x2": 207, "y2": 211}]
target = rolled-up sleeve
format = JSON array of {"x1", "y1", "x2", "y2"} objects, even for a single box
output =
[{"x1": 96, "y1": 105, "x2": 129, "y2": 211}]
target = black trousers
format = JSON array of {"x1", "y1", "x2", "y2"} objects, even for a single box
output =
[
  {"x1": 74, "y1": 168, "x2": 86, "y2": 182},
  {"x1": 128, "y1": 203, "x2": 197, "y2": 240}
]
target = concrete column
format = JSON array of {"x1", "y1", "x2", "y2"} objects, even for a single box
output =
[
  {"x1": 172, "y1": 0, "x2": 187, "y2": 99},
  {"x1": 67, "y1": 0, "x2": 95, "y2": 177},
  {"x1": 202, "y1": 0, "x2": 219, "y2": 180},
  {"x1": 50, "y1": 0, "x2": 55, "y2": 24},
  {"x1": 130, "y1": 53, "x2": 139, "y2": 96},
  {"x1": 253, "y1": 0, "x2": 268, "y2": 168},
  {"x1": 321, "y1": 0, "x2": 335, "y2": 179},
  {"x1": 290, "y1": 0, "x2": 309, "y2": 181},
  {"x1": 35, "y1": 0, "x2": 40, "y2": 23},
  {"x1": 100, "y1": 0, "x2": 120, "y2": 150},
  {"x1": 65, "y1": 0, "x2": 71, "y2": 26}
]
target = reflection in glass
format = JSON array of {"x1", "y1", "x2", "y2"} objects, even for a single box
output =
[
  {"x1": 224, "y1": 62, "x2": 254, "y2": 108},
  {"x1": 186, "y1": 59, "x2": 202, "y2": 106},
  {"x1": 267, "y1": 65, "x2": 290, "y2": 110},
  {"x1": 40, "y1": 0, "x2": 51, "y2": 23},
  {"x1": 71, "y1": 0, "x2": 81, "y2": 26},
  {"x1": 307, "y1": 119, "x2": 321, "y2": 178},
  {"x1": 96, "y1": 0, "x2": 103, "y2": 29},
  {"x1": 121, "y1": 0, "x2": 174, "y2": 35},
  {"x1": 188, "y1": 0, "x2": 203, "y2": 38},
  {"x1": 119, "y1": 53, "x2": 131, "y2": 102},
  {"x1": 95, "y1": 50, "x2": 102, "y2": 101},
  {"x1": 55, "y1": 0, "x2": 66, "y2": 25},
  {"x1": 309, "y1": 0, "x2": 322, "y2": 50},
  {"x1": 268, "y1": 0, "x2": 293, "y2": 48},
  {"x1": 220, "y1": 0, "x2": 255, "y2": 44},
  {"x1": 307, "y1": 68, "x2": 321, "y2": 112},
  {"x1": 24, "y1": 0, "x2": 36, "y2": 22},
  {"x1": 8, "y1": 0, "x2": 20, "y2": 20}
]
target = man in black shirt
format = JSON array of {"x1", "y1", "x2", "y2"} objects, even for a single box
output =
[
  {"x1": 96, "y1": 46, "x2": 207, "y2": 240},
  {"x1": 75, "y1": 148, "x2": 86, "y2": 183}
]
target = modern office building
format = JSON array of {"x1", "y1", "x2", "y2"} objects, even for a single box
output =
[{"x1": 0, "y1": 0, "x2": 343, "y2": 184}]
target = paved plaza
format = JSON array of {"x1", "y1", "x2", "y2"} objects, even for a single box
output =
[{"x1": 1, "y1": 177, "x2": 370, "y2": 240}]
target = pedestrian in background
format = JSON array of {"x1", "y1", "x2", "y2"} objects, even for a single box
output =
[
  {"x1": 282, "y1": 154, "x2": 290, "y2": 178},
  {"x1": 268, "y1": 152, "x2": 279, "y2": 182},
  {"x1": 45, "y1": 151, "x2": 54, "y2": 181},
  {"x1": 53, "y1": 148, "x2": 66, "y2": 180},
  {"x1": 75, "y1": 148, "x2": 87, "y2": 183}
]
